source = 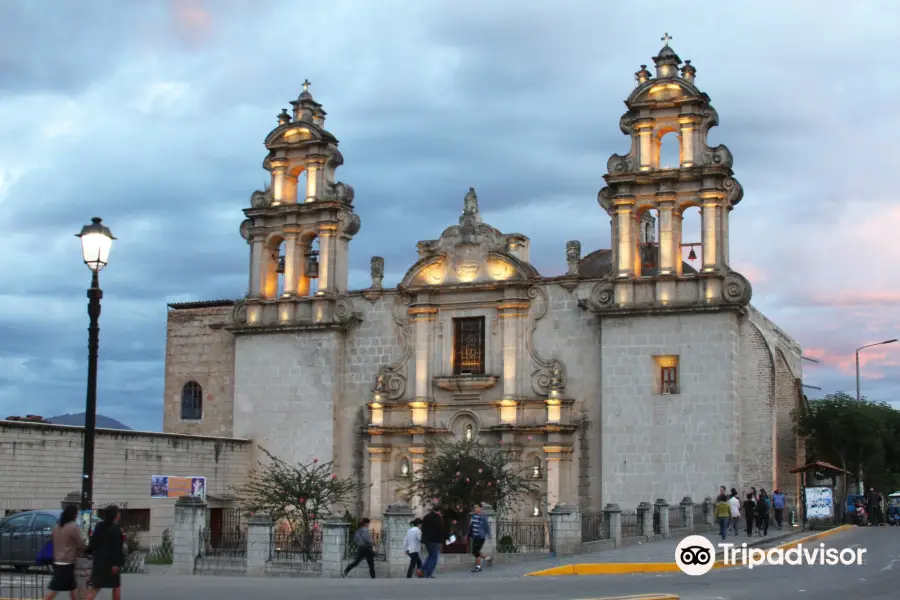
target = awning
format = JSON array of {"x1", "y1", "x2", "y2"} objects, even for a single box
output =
[{"x1": 789, "y1": 460, "x2": 851, "y2": 475}]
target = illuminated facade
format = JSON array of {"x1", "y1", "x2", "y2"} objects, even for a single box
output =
[{"x1": 163, "y1": 42, "x2": 806, "y2": 520}]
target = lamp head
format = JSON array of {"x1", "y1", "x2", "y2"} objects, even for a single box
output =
[{"x1": 76, "y1": 217, "x2": 115, "y2": 272}]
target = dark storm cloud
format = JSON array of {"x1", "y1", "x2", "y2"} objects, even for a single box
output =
[{"x1": 1, "y1": 0, "x2": 898, "y2": 429}]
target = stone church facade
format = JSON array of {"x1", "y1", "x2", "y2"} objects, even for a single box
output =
[{"x1": 163, "y1": 43, "x2": 805, "y2": 519}]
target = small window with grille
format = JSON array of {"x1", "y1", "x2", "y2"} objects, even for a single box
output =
[
  {"x1": 661, "y1": 365, "x2": 678, "y2": 395},
  {"x1": 181, "y1": 381, "x2": 203, "y2": 420},
  {"x1": 453, "y1": 317, "x2": 485, "y2": 375}
]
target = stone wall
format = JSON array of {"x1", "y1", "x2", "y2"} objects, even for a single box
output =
[
  {"x1": 738, "y1": 318, "x2": 775, "y2": 491},
  {"x1": 599, "y1": 311, "x2": 741, "y2": 508},
  {"x1": 0, "y1": 421, "x2": 251, "y2": 536},
  {"x1": 163, "y1": 303, "x2": 236, "y2": 437},
  {"x1": 232, "y1": 329, "x2": 345, "y2": 477}
]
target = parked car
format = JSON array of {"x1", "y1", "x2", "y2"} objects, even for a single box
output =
[{"x1": 0, "y1": 510, "x2": 127, "y2": 571}]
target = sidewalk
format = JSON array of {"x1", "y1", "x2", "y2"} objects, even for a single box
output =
[{"x1": 441, "y1": 525, "x2": 806, "y2": 579}]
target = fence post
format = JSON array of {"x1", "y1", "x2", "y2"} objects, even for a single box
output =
[
  {"x1": 321, "y1": 517, "x2": 349, "y2": 578},
  {"x1": 384, "y1": 502, "x2": 415, "y2": 578},
  {"x1": 654, "y1": 498, "x2": 669, "y2": 538},
  {"x1": 703, "y1": 496, "x2": 713, "y2": 527},
  {"x1": 481, "y1": 504, "x2": 497, "y2": 563},
  {"x1": 245, "y1": 515, "x2": 273, "y2": 576},
  {"x1": 549, "y1": 503, "x2": 581, "y2": 556},
  {"x1": 172, "y1": 496, "x2": 206, "y2": 575},
  {"x1": 681, "y1": 496, "x2": 694, "y2": 530},
  {"x1": 637, "y1": 501, "x2": 652, "y2": 537},
  {"x1": 604, "y1": 503, "x2": 622, "y2": 547}
]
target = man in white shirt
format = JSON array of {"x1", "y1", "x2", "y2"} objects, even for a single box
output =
[
  {"x1": 404, "y1": 518, "x2": 424, "y2": 578},
  {"x1": 728, "y1": 488, "x2": 742, "y2": 536}
]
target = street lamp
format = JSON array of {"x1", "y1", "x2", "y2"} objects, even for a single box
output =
[
  {"x1": 854, "y1": 338, "x2": 898, "y2": 493},
  {"x1": 75, "y1": 217, "x2": 115, "y2": 514}
]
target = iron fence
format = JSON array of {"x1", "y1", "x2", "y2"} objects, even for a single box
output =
[
  {"x1": 344, "y1": 527, "x2": 387, "y2": 561},
  {"x1": 199, "y1": 528, "x2": 247, "y2": 558},
  {"x1": 0, "y1": 567, "x2": 49, "y2": 600},
  {"x1": 621, "y1": 509, "x2": 639, "y2": 538},
  {"x1": 693, "y1": 503, "x2": 708, "y2": 529},
  {"x1": 270, "y1": 529, "x2": 322, "y2": 562},
  {"x1": 496, "y1": 519, "x2": 550, "y2": 553},
  {"x1": 581, "y1": 511, "x2": 608, "y2": 542},
  {"x1": 668, "y1": 505, "x2": 685, "y2": 529}
]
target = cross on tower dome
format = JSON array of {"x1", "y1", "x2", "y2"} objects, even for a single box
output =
[
  {"x1": 661, "y1": 32, "x2": 672, "y2": 46},
  {"x1": 302, "y1": 79, "x2": 311, "y2": 93}
]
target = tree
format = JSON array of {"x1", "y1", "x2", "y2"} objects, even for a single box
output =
[
  {"x1": 401, "y1": 437, "x2": 539, "y2": 532},
  {"x1": 794, "y1": 392, "x2": 900, "y2": 509},
  {"x1": 234, "y1": 446, "x2": 355, "y2": 560}
]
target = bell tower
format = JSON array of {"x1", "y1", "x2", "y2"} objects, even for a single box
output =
[
  {"x1": 593, "y1": 36, "x2": 751, "y2": 310},
  {"x1": 235, "y1": 81, "x2": 361, "y2": 328}
]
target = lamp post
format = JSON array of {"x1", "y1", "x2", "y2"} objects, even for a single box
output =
[
  {"x1": 854, "y1": 338, "x2": 897, "y2": 494},
  {"x1": 75, "y1": 217, "x2": 116, "y2": 515}
]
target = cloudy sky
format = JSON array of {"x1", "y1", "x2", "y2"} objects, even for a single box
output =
[{"x1": 1, "y1": 0, "x2": 897, "y2": 431}]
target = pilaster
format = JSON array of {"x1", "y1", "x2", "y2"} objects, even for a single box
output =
[
  {"x1": 316, "y1": 222, "x2": 338, "y2": 295},
  {"x1": 281, "y1": 225, "x2": 301, "y2": 297},
  {"x1": 497, "y1": 299, "x2": 528, "y2": 400},
  {"x1": 368, "y1": 446, "x2": 390, "y2": 518},
  {"x1": 614, "y1": 196, "x2": 636, "y2": 278},
  {"x1": 409, "y1": 446, "x2": 425, "y2": 514},
  {"x1": 409, "y1": 305, "x2": 438, "y2": 405},
  {"x1": 271, "y1": 159, "x2": 288, "y2": 205},
  {"x1": 543, "y1": 445, "x2": 572, "y2": 509}
]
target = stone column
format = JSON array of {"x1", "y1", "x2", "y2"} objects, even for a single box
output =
[
  {"x1": 316, "y1": 222, "x2": 338, "y2": 295},
  {"x1": 246, "y1": 515, "x2": 273, "y2": 576},
  {"x1": 604, "y1": 503, "x2": 622, "y2": 547},
  {"x1": 678, "y1": 116, "x2": 697, "y2": 167},
  {"x1": 248, "y1": 234, "x2": 266, "y2": 299},
  {"x1": 681, "y1": 496, "x2": 694, "y2": 530},
  {"x1": 368, "y1": 446, "x2": 390, "y2": 518},
  {"x1": 636, "y1": 120, "x2": 653, "y2": 170},
  {"x1": 614, "y1": 198, "x2": 636, "y2": 278},
  {"x1": 654, "y1": 498, "x2": 669, "y2": 538},
  {"x1": 321, "y1": 517, "x2": 349, "y2": 578},
  {"x1": 271, "y1": 160, "x2": 287, "y2": 204},
  {"x1": 700, "y1": 194, "x2": 722, "y2": 273},
  {"x1": 637, "y1": 501, "x2": 652, "y2": 537},
  {"x1": 543, "y1": 445, "x2": 570, "y2": 510},
  {"x1": 409, "y1": 305, "x2": 437, "y2": 417},
  {"x1": 281, "y1": 226, "x2": 301, "y2": 297},
  {"x1": 549, "y1": 503, "x2": 581, "y2": 557},
  {"x1": 497, "y1": 299, "x2": 527, "y2": 402},
  {"x1": 172, "y1": 496, "x2": 207, "y2": 576},
  {"x1": 384, "y1": 502, "x2": 415, "y2": 578},
  {"x1": 656, "y1": 197, "x2": 677, "y2": 275},
  {"x1": 305, "y1": 160, "x2": 320, "y2": 202}
]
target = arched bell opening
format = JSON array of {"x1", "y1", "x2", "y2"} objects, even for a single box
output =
[
  {"x1": 634, "y1": 206, "x2": 660, "y2": 277},
  {"x1": 262, "y1": 234, "x2": 285, "y2": 300},
  {"x1": 296, "y1": 232, "x2": 320, "y2": 297},
  {"x1": 679, "y1": 205, "x2": 703, "y2": 274},
  {"x1": 656, "y1": 129, "x2": 681, "y2": 170}
]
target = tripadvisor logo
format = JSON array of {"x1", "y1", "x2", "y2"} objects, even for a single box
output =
[{"x1": 675, "y1": 535, "x2": 716, "y2": 576}]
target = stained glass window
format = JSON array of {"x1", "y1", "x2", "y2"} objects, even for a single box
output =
[{"x1": 453, "y1": 317, "x2": 485, "y2": 375}]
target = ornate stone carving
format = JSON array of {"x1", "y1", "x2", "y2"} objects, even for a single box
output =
[
  {"x1": 722, "y1": 271, "x2": 752, "y2": 305},
  {"x1": 370, "y1": 256, "x2": 384, "y2": 289},
  {"x1": 548, "y1": 364, "x2": 564, "y2": 394},
  {"x1": 558, "y1": 278, "x2": 579, "y2": 293},
  {"x1": 338, "y1": 210, "x2": 361, "y2": 237},
  {"x1": 334, "y1": 295, "x2": 354, "y2": 323},
  {"x1": 724, "y1": 177, "x2": 744, "y2": 206},
  {"x1": 463, "y1": 187, "x2": 478, "y2": 215},
  {"x1": 375, "y1": 292, "x2": 413, "y2": 400},
  {"x1": 566, "y1": 241, "x2": 581, "y2": 276},
  {"x1": 231, "y1": 299, "x2": 248, "y2": 325},
  {"x1": 250, "y1": 189, "x2": 272, "y2": 208},
  {"x1": 597, "y1": 187, "x2": 613, "y2": 212},
  {"x1": 526, "y1": 286, "x2": 568, "y2": 396},
  {"x1": 239, "y1": 219, "x2": 251, "y2": 241},
  {"x1": 588, "y1": 282, "x2": 615, "y2": 310}
]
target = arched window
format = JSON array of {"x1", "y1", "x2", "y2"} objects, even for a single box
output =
[
  {"x1": 657, "y1": 131, "x2": 681, "y2": 169},
  {"x1": 181, "y1": 381, "x2": 202, "y2": 420}
]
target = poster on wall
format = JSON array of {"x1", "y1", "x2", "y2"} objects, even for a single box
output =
[
  {"x1": 151, "y1": 475, "x2": 206, "y2": 499},
  {"x1": 805, "y1": 486, "x2": 834, "y2": 520}
]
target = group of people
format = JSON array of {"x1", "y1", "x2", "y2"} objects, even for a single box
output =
[
  {"x1": 42, "y1": 504, "x2": 126, "y2": 600},
  {"x1": 713, "y1": 485, "x2": 787, "y2": 541},
  {"x1": 342, "y1": 504, "x2": 491, "y2": 579}
]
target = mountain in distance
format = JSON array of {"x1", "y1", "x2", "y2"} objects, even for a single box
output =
[{"x1": 48, "y1": 412, "x2": 132, "y2": 430}]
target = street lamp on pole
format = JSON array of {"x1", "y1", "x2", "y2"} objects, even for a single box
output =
[
  {"x1": 75, "y1": 217, "x2": 115, "y2": 515},
  {"x1": 853, "y1": 338, "x2": 898, "y2": 494}
]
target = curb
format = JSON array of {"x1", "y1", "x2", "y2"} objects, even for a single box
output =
[{"x1": 527, "y1": 524, "x2": 854, "y2": 577}]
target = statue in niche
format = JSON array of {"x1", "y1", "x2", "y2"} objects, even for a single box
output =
[
  {"x1": 374, "y1": 375, "x2": 386, "y2": 394},
  {"x1": 463, "y1": 187, "x2": 479, "y2": 215}
]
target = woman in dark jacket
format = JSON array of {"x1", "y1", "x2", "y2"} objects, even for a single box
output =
[{"x1": 86, "y1": 505, "x2": 125, "y2": 600}]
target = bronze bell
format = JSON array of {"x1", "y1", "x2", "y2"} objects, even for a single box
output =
[
  {"x1": 276, "y1": 255, "x2": 285, "y2": 274},
  {"x1": 306, "y1": 250, "x2": 319, "y2": 278},
  {"x1": 687, "y1": 247, "x2": 697, "y2": 261}
]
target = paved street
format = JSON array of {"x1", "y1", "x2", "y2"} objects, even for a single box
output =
[{"x1": 67, "y1": 526, "x2": 897, "y2": 600}]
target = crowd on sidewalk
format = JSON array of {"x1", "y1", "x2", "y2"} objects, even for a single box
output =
[{"x1": 713, "y1": 485, "x2": 787, "y2": 542}]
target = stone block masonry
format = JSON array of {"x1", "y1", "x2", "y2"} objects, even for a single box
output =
[{"x1": 0, "y1": 420, "x2": 251, "y2": 536}]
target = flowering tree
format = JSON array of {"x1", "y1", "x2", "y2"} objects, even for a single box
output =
[
  {"x1": 402, "y1": 438, "x2": 538, "y2": 535},
  {"x1": 234, "y1": 446, "x2": 355, "y2": 559}
]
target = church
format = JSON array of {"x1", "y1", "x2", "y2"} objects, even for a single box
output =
[{"x1": 162, "y1": 41, "x2": 805, "y2": 520}]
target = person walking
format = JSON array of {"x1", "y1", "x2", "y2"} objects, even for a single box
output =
[
  {"x1": 421, "y1": 507, "x2": 444, "y2": 579},
  {"x1": 772, "y1": 489, "x2": 786, "y2": 529},
  {"x1": 742, "y1": 492, "x2": 756, "y2": 537},
  {"x1": 85, "y1": 505, "x2": 125, "y2": 600},
  {"x1": 468, "y1": 504, "x2": 491, "y2": 573},
  {"x1": 714, "y1": 494, "x2": 731, "y2": 541},
  {"x1": 756, "y1": 489, "x2": 770, "y2": 536},
  {"x1": 342, "y1": 518, "x2": 376, "y2": 579},
  {"x1": 43, "y1": 505, "x2": 86, "y2": 600},
  {"x1": 728, "y1": 489, "x2": 741, "y2": 536},
  {"x1": 404, "y1": 518, "x2": 424, "y2": 578}
]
